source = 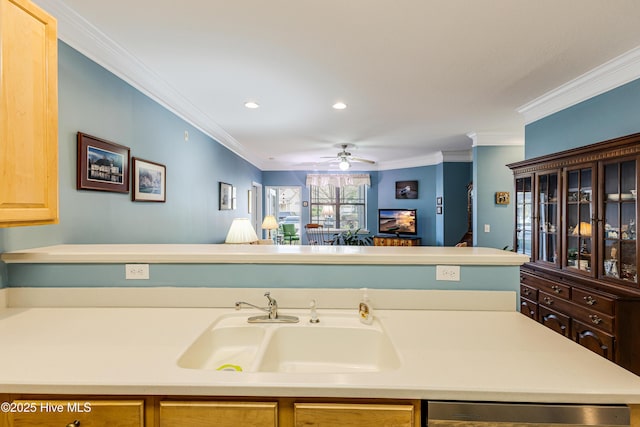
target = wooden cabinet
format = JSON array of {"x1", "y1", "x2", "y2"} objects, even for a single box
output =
[
  {"x1": 509, "y1": 133, "x2": 640, "y2": 375},
  {"x1": 373, "y1": 236, "x2": 421, "y2": 246},
  {"x1": 0, "y1": 396, "x2": 417, "y2": 427},
  {"x1": 2, "y1": 399, "x2": 144, "y2": 427},
  {"x1": 294, "y1": 402, "x2": 416, "y2": 427},
  {"x1": 160, "y1": 401, "x2": 277, "y2": 427},
  {"x1": 0, "y1": 0, "x2": 58, "y2": 227}
]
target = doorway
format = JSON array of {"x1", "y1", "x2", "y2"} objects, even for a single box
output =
[{"x1": 265, "y1": 186, "x2": 302, "y2": 242}]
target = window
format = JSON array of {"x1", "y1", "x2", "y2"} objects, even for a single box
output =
[{"x1": 310, "y1": 184, "x2": 367, "y2": 229}]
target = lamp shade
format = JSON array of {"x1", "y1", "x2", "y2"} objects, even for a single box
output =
[
  {"x1": 579, "y1": 221, "x2": 592, "y2": 237},
  {"x1": 225, "y1": 218, "x2": 258, "y2": 244},
  {"x1": 261, "y1": 215, "x2": 279, "y2": 230},
  {"x1": 321, "y1": 206, "x2": 334, "y2": 216}
]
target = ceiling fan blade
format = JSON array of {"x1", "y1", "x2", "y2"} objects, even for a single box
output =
[{"x1": 351, "y1": 157, "x2": 376, "y2": 164}]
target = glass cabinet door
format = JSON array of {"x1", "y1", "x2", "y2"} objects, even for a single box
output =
[
  {"x1": 602, "y1": 159, "x2": 637, "y2": 284},
  {"x1": 536, "y1": 172, "x2": 559, "y2": 265},
  {"x1": 565, "y1": 166, "x2": 594, "y2": 275},
  {"x1": 515, "y1": 176, "x2": 532, "y2": 256}
]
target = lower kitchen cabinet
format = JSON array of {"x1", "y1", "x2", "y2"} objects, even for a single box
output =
[
  {"x1": 160, "y1": 401, "x2": 277, "y2": 427},
  {"x1": 2, "y1": 399, "x2": 144, "y2": 427},
  {"x1": 294, "y1": 402, "x2": 416, "y2": 427},
  {"x1": 0, "y1": 396, "x2": 419, "y2": 427}
]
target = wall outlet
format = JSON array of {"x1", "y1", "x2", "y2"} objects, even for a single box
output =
[
  {"x1": 436, "y1": 265, "x2": 460, "y2": 281},
  {"x1": 484, "y1": 224, "x2": 491, "y2": 233},
  {"x1": 125, "y1": 264, "x2": 149, "y2": 280}
]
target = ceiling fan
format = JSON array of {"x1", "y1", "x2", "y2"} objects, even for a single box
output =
[{"x1": 322, "y1": 144, "x2": 376, "y2": 170}]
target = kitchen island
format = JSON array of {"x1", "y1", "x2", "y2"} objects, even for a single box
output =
[{"x1": 1, "y1": 245, "x2": 639, "y2": 425}]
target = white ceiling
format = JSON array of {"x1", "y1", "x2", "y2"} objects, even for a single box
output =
[{"x1": 35, "y1": 0, "x2": 640, "y2": 171}]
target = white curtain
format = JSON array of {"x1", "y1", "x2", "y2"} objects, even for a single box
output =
[{"x1": 305, "y1": 173, "x2": 371, "y2": 187}]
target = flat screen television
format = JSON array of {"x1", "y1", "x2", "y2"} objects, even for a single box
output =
[{"x1": 378, "y1": 208, "x2": 417, "y2": 235}]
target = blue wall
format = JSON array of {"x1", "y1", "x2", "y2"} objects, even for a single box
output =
[
  {"x1": 377, "y1": 166, "x2": 437, "y2": 246},
  {"x1": 473, "y1": 145, "x2": 524, "y2": 249},
  {"x1": 526, "y1": 77, "x2": 640, "y2": 159},
  {"x1": 0, "y1": 42, "x2": 261, "y2": 252}
]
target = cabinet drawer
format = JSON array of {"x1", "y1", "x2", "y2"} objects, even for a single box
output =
[
  {"x1": 294, "y1": 403, "x2": 415, "y2": 427},
  {"x1": 571, "y1": 308, "x2": 614, "y2": 334},
  {"x1": 539, "y1": 306, "x2": 570, "y2": 337},
  {"x1": 520, "y1": 298, "x2": 538, "y2": 321},
  {"x1": 160, "y1": 401, "x2": 278, "y2": 427},
  {"x1": 521, "y1": 274, "x2": 570, "y2": 299},
  {"x1": 538, "y1": 291, "x2": 574, "y2": 313},
  {"x1": 8, "y1": 400, "x2": 144, "y2": 426},
  {"x1": 520, "y1": 283, "x2": 537, "y2": 300},
  {"x1": 571, "y1": 287, "x2": 615, "y2": 315},
  {"x1": 572, "y1": 319, "x2": 615, "y2": 361}
]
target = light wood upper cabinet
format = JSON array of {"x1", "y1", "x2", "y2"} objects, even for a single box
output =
[{"x1": 0, "y1": 0, "x2": 58, "y2": 227}]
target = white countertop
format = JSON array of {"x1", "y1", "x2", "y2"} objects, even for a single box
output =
[
  {"x1": 0, "y1": 244, "x2": 530, "y2": 265},
  {"x1": 1, "y1": 305, "x2": 639, "y2": 403}
]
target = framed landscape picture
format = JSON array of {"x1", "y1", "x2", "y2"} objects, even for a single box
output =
[
  {"x1": 77, "y1": 132, "x2": 130, "y2": 193},
  {"x1": 132, "y1": 158, "x2": 166, "y2": 202}
]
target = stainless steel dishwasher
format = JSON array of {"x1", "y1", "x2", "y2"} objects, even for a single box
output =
[{"x1": 425, "y1": 401, "x2": 630, "y2": 426}]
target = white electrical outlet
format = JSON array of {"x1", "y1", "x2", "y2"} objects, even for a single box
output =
[
  {"x1": 484, "y1": 224, "x2": 491, "y2": 233},
  {"x1": 436, "y1": 265, "x2": 460, "y2": 281},
  {"x1": 125, "y1": 264, "x2": 149, "y2": 280}
]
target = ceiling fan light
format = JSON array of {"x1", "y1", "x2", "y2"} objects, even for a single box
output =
[{"x1": 339, "y1": 159, "x2": 350, "y2": 170}]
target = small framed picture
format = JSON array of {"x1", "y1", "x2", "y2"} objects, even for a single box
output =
[
  {"x1": 395, "y1": 180, "x2": 418, "y2": 199},
  {"x1": 220, "y1": 182, "x2": 233, "y2": 210},
  {"x1": 436, "y1": 206, "x2": 443, "y2": 215},
  {"x1": 77, "y1": 132, "x2": 130, "y2": 193},
  {"x1": 436, "y1": 196, "x2": 443, "y2": 206},
  {"x1": 132, "y1": 158, "x2": 166, "y2": 202},
  {"x1": 495, "y1": 191, "x2": 510, "y2": 205}
]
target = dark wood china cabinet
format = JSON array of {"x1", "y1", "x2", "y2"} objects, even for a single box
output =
[{"x1": 509, "y1": 132, "x2": 640, "y2": 375}]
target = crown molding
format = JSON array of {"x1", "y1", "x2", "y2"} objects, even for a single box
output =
[
  {"x1": 33, "y1": 0, "x2": 267, "y2": 170},
  {"x1": 517, "y1": 46, "x2": 640, "y2": 124},
  {"x1": 467, "y1": 132, "x2": 524, "y2": 147}
]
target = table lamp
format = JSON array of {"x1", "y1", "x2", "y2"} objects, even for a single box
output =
[
  {"x1": 225, "y1": 218, "x2": 258, "y2": 244},
  {"x1": 261, "y1": 215, "x2": 279, "y2": 242}
]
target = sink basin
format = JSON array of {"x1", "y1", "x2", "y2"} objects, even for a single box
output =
[
  {"x1": 177, "y1": 314, "x2": 401, "y2": 373},
  {"x1": 256, "y1": 325, "x2": 401, "y2": 373},
  {"x1": 177, "y1": 325, "x2": 265, "y2": 370}
]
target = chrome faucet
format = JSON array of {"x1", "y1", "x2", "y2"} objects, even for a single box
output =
[{"x1": 235, "y1": 291, "x2": 298, "y2": 323}]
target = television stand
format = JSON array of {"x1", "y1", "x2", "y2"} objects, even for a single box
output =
[{"x1": 373, "y1": 235, "x2": 421, "y2": 246}]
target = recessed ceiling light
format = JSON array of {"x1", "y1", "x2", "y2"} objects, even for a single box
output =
[
  {"x1": 332, "y1": 102, "x2": 347, "y2": 110},
  {"x1": 244, "y1": 101, "x2": 260, "y2": 109}
]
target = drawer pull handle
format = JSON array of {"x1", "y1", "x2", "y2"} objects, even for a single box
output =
[
  {"x1": 543, "y1": 296, "x2": 553, "y2": 305},
  {"x1": 589, "y1": 314, "x2": 602, "y2": 325},
  {"x1": 583, "y1": 295, "x2": 597, "y2": 305},
  {"x1": 522, "y1": 289, "x2": 530, "y2": 296},
  {"x1": 66, "y1": 422, "x2": 80, "y2": 427},
  {"x1": 551, "y1": 285, "x2": 562, "y2": 294}
]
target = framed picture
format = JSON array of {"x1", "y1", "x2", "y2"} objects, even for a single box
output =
[
  {"x1": 132, "y1": 158, "x2": 166, "y2": 202},
  {"x1": 77, "y1": 132, "x2": 130, "y2": 193},
  {"x1": 395, "y1": 180, "x2": 418, "y2": 199},
  {"x1": 436, "y1": 196, "x2": 443, "y2": 206},
  {"x1": 220, "y1": 182, "x2": 233, "y2": 210},
  {"x1": 495, "y1": 191, "x2": 510, "y2": 205},
  {"x1": 436, "y1": 206, "x2": 443, "y2": 215}
]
